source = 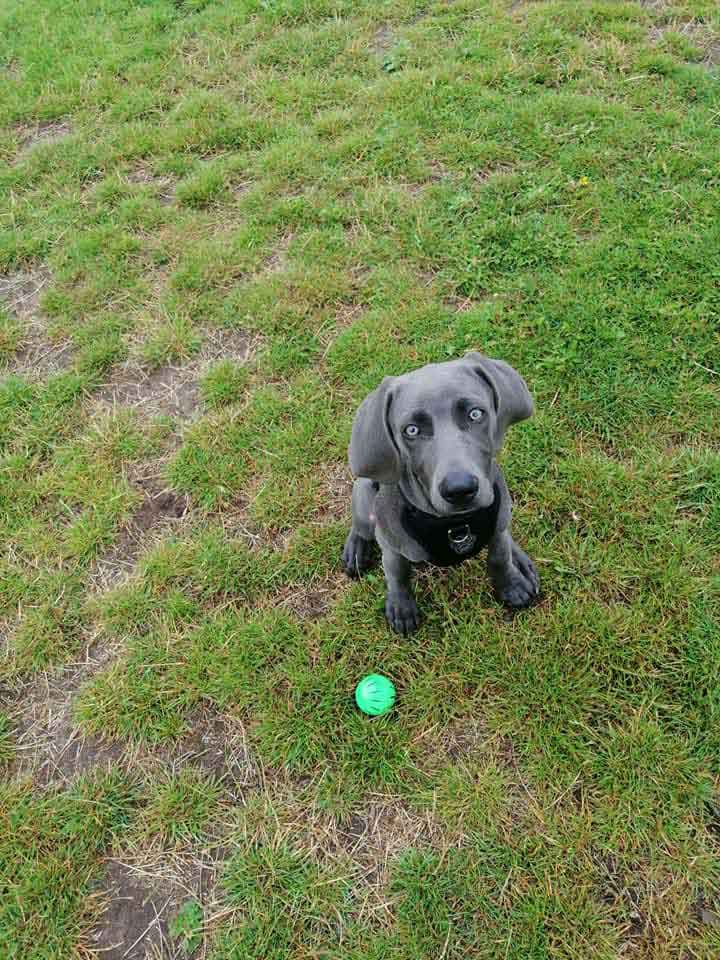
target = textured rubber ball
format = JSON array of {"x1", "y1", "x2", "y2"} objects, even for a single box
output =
[{"x1": 354, "y1": 674, "x2": 396, "y2": 716}]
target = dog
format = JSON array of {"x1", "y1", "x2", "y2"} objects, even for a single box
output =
[{"x1": 342, "y1": 352, "x2": 539, "y2": 634}]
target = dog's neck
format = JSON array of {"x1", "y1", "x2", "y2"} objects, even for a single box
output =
[{"x1": 398, "y1": 482, "x2": 501, "y2": 567}]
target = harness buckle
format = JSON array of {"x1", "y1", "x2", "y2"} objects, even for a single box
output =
[{"x1": 448, "y1": 524, "x2": 476, "y2": 555}]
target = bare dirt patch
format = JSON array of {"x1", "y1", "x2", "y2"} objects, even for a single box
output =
[
  {"x1": 696, "y1": 895, "x2": 720, "y2": 930},
  {"x1": 319, "y1": 301, "x2": 366, "y2": 356},
  {"x1": 333, "y1": 301, "x2": 366, "y2": 330},
  {"x1": 130, "y1": 481, "x2": 188, "y2": 528},
  {"x1": 173, "y1": 716, "x2": 253, "y2": 783},
  {"x1": 0, "y1": 266, "x2": 74, "y2": 378},
  {"x1": 126, "y1": 166, "x2": 178, "y2": 205},
  {"x1": 370, "y1": 25, "x2": 394, "y2": 56},
  {"x1": 87, "y1": 714, "x2": 257, "y2": 956},
  {"x1": 96, "y1": 328, "x2": 256, "y2": 421},
  {"x1": 232, "y1": 180, "x2": 252, "y2": 201},
  {"x1": 433, "y1": 716, "x2": 490, "y2": 761},
  {"x1": 6, "y1": 701, "x2": 253, "y2": 951},
  {"x1": 17, "y1": 118, "x2": 72, "y2": 153},
  {"x1": 4, "y1": 637, "x2": 258, "y2": 791},
  {"x1": 596, "y1": 579, "x2": 639, "y2": 607},
  {"x1": 0, "y1": 266, "x2": 51, "y2": 321},
  {"x1": 89, "y1": 850, "x2": 224, "y2": 960},
  {"x1": 337, "y1": 799, "x2": 445, "y2": 887},
  {"x1": 596, "y1": 855, "x2": 699, "y2": 955},
  {"x1": 403, "y1": 181, "x2": 425, "y2": 198},
  {"x1": 97, "y1": 362, "x2": 202, "y2": 418},
  {"x1": 444, "y1": 291, "x2": 498, "y2": 313},
  {"x1": 475, "y1": 163, "x2": 516, "y2": 184},
  {"x1": 272, "y1": 571, "x2": 347, "y2": 622},
  {"x1": 240, "y1": 775, "x2": 450, "y2": 899},
  {"x1": 7, "y1": 333, "x2": 74, "y2": 380},
  {"x1": 411, "y1": 716, "x2": 533, "y2": 823},
  {"x1": 3, "y1": 636, "x2": 124, "y2": 787},
  {"x1": 91, "y1": 476, "x2": 190, "y2": 592},
  {"x1": 649, "y1": 20, "x2": 720, "y2": 67},
  {"x1": 411, "y1": 714, "x2": 500, "y2": 773},
  {"x1": 264, "y1": 231, "x2": 295, "y2": 273},
  {"x1": 404, "y1": 160, "x2": 449, "y2": 196},
  {"x1": 138, "y1": 708, "x2": 260, "y2": 791},
  {"x1": 312, "y1": 461, "x2": 354, "y2": 524},
  {"x1": 213, "y1": 483, "x2": 269, "y2": 549}
]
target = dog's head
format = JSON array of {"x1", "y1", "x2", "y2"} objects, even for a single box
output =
[{"x1": 349, "y1": 352, "x2": 533, "y2": 516}]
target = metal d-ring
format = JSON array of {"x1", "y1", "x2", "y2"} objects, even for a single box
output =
[{"x1": 448, "y1": 524, "x2": 476, "y2": 555}]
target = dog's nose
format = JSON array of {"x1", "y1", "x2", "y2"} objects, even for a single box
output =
[{"x1": 439, "y1": 471, "x2": 479, "y2": 504}]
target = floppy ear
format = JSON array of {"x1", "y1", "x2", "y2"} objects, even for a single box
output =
[
  {"x1": 348, "y1": 377, "x2": 401, "y2": 482},
  {"x1": 463, "y1": 352, "x2": 534, "y2": 449}
]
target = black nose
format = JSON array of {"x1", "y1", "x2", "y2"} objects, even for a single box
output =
[{"x1": 439, "y1": 471, "x2": 479, "y2": 504}]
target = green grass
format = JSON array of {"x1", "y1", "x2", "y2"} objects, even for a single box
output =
[
  {"x1": 1, "y1": 0, "x2": 720, "y2": 957},
  {"x1": 169, "y1": 898, "x2": 204, "y2": 955},
  {"x1": 135, "y1": 767, "x2": 224, "y2": 847},
  {"x1": 0, "y1": 772, "x2": 138, "y2": 959}
]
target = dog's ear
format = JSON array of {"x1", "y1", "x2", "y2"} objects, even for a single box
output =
[
  {"x1": 463, "y1": 352, "x2": 534, "y2": 449},
  {"x1": 349, "y1": 377, "x2": 401, "y2": 482}
]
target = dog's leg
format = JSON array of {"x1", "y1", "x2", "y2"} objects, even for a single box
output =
[
  {"x1": 382, "y1": 547, "x2": 420, "y2": 635},
  {"x1": 342, "y1": 478, "x2": 377, "y2": 578},
  {"x1": 487, "y1": 528, "x2": 539, "y2": 609}
]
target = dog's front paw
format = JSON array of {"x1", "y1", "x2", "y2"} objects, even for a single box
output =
[
  {"x1": 497, "y1": 545, "x2": 540, "y2": 609},
  {"x1": 342, "y1": 532, "x2": 375, "y2": 579},
  {"x1": 385, "y1": 591, "x2": 420, "y2": 635}
]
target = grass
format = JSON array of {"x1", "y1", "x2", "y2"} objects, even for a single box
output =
[
  {"x1": 1, "y1": 0, "x2": 719, "y2": 957},
  {"x1": 0, "y1": 772, "x2": 138, "y2": 958}
]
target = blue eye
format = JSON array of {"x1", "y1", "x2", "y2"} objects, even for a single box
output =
[
  {"x1": 404, "y1": 424, "x2": 419, "y2": 438},
  {"x1": 468, "y1": 407, "x2": 484, "y2": 422}
]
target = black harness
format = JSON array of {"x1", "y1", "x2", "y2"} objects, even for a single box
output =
[{"x1": 400, "y1": 483, "x2": 501, "y2": 568}]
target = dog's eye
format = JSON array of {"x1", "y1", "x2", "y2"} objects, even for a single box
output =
[
  {"x1": 468, "y1": 407, "x2": 484, "y2": 422},
  {"x1": 404, "y1": 424, "x2": 420, "y2": 438}
]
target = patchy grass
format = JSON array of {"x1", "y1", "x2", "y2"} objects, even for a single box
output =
[
  {"x1": 0, "y1": 772, "x2": 138, "y2": 959},
  {"x1": 1, "y1": 0, "x2": 720, "y2": 957}
]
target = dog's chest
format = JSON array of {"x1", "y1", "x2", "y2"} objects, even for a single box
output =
[{"x1": 400, "y1": 485, "x2": 500, "y2": 567}]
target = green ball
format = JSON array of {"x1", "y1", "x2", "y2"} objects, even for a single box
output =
[{"x1": 355, "y1": 674, "x2": 396, "y2": 716}]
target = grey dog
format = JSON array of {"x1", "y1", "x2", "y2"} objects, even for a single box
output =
[{"x1": 342, "y1": 352, "x2": 539, "y2": 634}]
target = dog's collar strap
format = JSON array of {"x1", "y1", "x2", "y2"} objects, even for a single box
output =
[{"x1": 400, "y1": 484, "x2": 501, "y2": 568}]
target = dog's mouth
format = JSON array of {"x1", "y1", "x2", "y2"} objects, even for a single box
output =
[
  {"x1": 419, "y1": 493, "x2": 493, "y2": 519},
  {"x1": 402, "y1": 471, "x2": 494, "y2": 518},
  {"x1": 431, "y1": 487, "x2": 496, "y2": 517},
  {"x1": 433, "y1": 500, "x2": 481, "y2": 517}
]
